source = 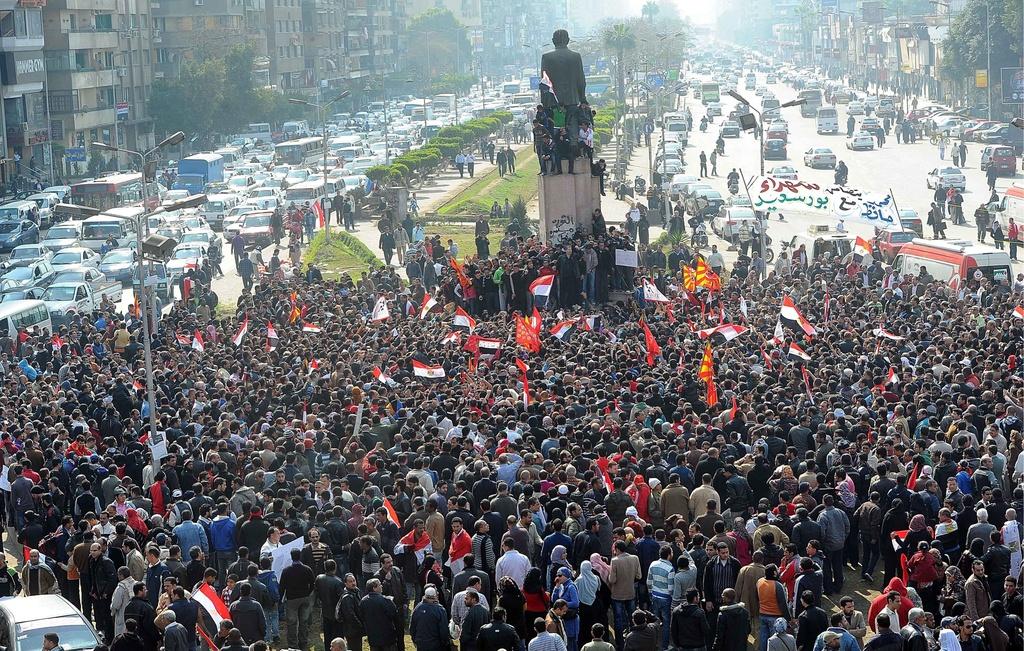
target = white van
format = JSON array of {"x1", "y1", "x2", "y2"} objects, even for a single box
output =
[
  {"x1": 0, "y1": 299, "x2": 51, "y2": 339},
  {"x1": 200, "y1": 193, "x2": 241, "y2": 231},
  {"x1": 80, "y1": 213, "x2": 138, "y2": 251},
  {"x1": 284, "y1": 180, "x2": 325, "y2": 205},
  {"x1": 330, "y1": 135, "x2": 363, "y2": 150},
  {"x1": 816, "y1": 107, "x2": 839, "y2": 134},
  {"x1": 992, "y1": 183, "x2": 1024, "y2": 228},
  {"x1": 0, "y1": 200, "x2": 37, "y2": 223}
]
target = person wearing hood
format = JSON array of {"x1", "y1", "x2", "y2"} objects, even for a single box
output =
[
  {"x1": 711, "y1": 588, "x2": 749, "y2": 651},
  {"x1": 868, "y1": 578, "x2": 913, "y2": 632},
  {"x1": 626, "y1": 476, "x2": 652, "y2": 523},
  {"x1": 229, "y1": 478, "x2": 258, "y2": 518},
  {"x1": 21, "y1": 548, "x2": 58, "y2": 596}
]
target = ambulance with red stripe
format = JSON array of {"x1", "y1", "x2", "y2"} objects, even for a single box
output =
[{"x1": 892, "y1": 239, "x2": 1012, "y2": 289}]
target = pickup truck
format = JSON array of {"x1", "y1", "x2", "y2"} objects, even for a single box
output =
[
  {"x1": 41, "y1": 280, "x2": 123, "y2": 323},
  {"x1": 873, "y1": 228, "x2": 917, "y2": 262}
]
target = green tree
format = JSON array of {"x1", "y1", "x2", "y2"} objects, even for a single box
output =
[
  {"x1": 641, "y1": 1, "x2": 660, "y2": 22},
  {"x1": 406, "y1": 9, "x2": 472, "y2": 96},
  {"x1": 942, "y1": 0, "x2": 1021, "y2": 108},
  {"x1": 603, "y1": 23, "x2": 638, "y2": 104},
  {"x1": 218, "y1": 43, "x2": 258, "y2": 132},
  {"x1": 150, "y1": 58, "x2": 225, "y2": 140}
]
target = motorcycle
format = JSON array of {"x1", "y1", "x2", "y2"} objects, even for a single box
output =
[
  {"x1": 634, "y1": 176, "x2": 646, "y2": 194},
  {"x1": 727, "y1": 178, "x2": 739, "y2": 195},
  {"x1": 691, "y1": 222, "x2": 709, "y2": 249},
  {"x1": 699, "y1": 118, "x2": 708, "y2": 133}
]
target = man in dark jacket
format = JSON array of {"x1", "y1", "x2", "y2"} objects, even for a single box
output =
[
  {"x1": 360, "y1": 577, "x2": 400, "y2": 651},
  {"x1": 123, "y1": 582, "x2": 159, "y2": 648},
  {"x1": 711, "y1": 589, "x2": 749, "y2": 651},
  {"x1": 670, "y1": 588, "x2": 710, "y2": 651},
  {"x1": 168, "y1": 586, "x2": 199, "y2": 651},
  {"x1": 459, "y1": 590, "x2": 490, "y2": 651},
  {"x1": 336, "y1": 573, "x2": 364, "y2": 651},
  {"x1": 477, "y1": 606, "x2": 521, "y2": 651},
  {"x1": 899, "y1": 608, "x2": 929, "y2": 651},
  {"x1": 410, "y1": 586, "x2": 450, "y2": 651},
  {"x1": 315, "y1": 559, "x2": 345, "y2": 650},
  {"x1": 238, "y1": 506, "x2": 270, "y2": 554},
  {"x1": 88, "y1": 542, "x2": 118, "y2": 642},
  {"x1": 796, "y1": 590, "x2": 829, "y2": 651},
  {"x1": 144, "y1": 547, "x2": 170, "y2": 608},
  {"x1": 623, "y1": 609, "x2": 661, "y2": 651},
  {"x1": 227, "y1": 582, "x2": 266, "y2": 644},
  {"x1": 280, "y1": 548, "x2": 315, "y2": 650}
]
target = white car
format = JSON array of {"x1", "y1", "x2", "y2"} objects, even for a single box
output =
[
  {"x1": 166, "y1": 244, "x2": 209, "y2": 278},
  {"x1": 243, "y1": 196, "x2": 280, "y2": 211},
  {"x1": 223, "y1": 205, "x2": 262, "y2": 241},
  {"x1": 161, "y1": 189, "x2": 190, "y2": 205},
  {"x1": 769, "y1": 165, "x2": 798, "y2": 180},
  {"x1": 931, "y1": 116, "x2": 965, "y2": 137},
  {"x1": 847, "y1": 101, "x2": 865, "y2": 115},
  {"x1": 803, "y1": 147, "x2": 837, "y2": 169},
  {"x1": 846, "y1": 131, "x2": 875, "y2": 151},
  {"x1": 50, "y1": 246, "x2": 100, "y2": 271},
  {"x1": 284, "y1": 168, "x2": 311, "y2": 185},
  {"x1": 926, "y1": 166, "x2": 966, "y2": 191}
]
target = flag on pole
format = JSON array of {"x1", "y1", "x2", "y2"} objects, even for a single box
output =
[
  {"x1": 288, "y1": 304, "x2": 301, "y2": 324},
  {"x1": 873, "y1": 327, "x2": 904, "y2": 340},
  {"x1": 529, "y1": 274, "x2": 556, "y2": 297},
  {"x1": 696, "y1": 324, "x2": 749, "y2": 343},
  {"x1": 549, "y1": 319, "x2": 577, "y2": 341},
  {"x1": 382, "y1": 498, "x2": 400, "y2": 525},
  {"x1": 412, "y1": 359, "x2": 446, "y2": 379},
  {"x1": 313, "y1": 199, "x2": 326, "y2": 228},
  {"x1": 772, "y1": 319, "x2": 785, "y2": 344},
  {"x1": 1014, "y1": 306, "x2": 1024, "y2": 319},
  {"x1": 515, "y1": 358, "x2": 530, "y2": 408},
  {"x1": 530, "y1": 307, "x2": 542, "y2": 333},
  {"x1": 853, "y1": 236, "x2": 873, "y2": 263},
  {"x1": 372, "y1": 365, "x2": 397, "y2": 387},
  {"x1": 641, "y1": 318, "x2": 661, "y2": 366},
  {"x1": 801, "y1": 366, "x2": 814, "y2": 401},
  {"x1": 419, "y1": 293, "x2": 438, "y2": 319},
  {"x1": 907, "y1": 461, "x2": 922, "y2": 491},
  {"x1": 886, "y1": 367, "x2": 898, "y2": 386},
  {"x1": 175, "y1": 332, "x2": 191, "y2": 346},
  {"x1": 370, "y1": 296, "x2": 390, "y2": 322},
  {"x1": 192, "y1": 329, "x2": 205, "y2": 352},
  {"x1": 642, "y1": 279, "x2": 669, "y2": 303},
  {"x1": 698, "y1": 343, "x2": 714, "y2": 384},
  {"x1": 761, "y1": 347, "x2": 774, "y2": 372},
  {"x1": 453, "y1": 307, "x2": 477, "y2": 332},
  {"x1": 231, "y1": 316, "x2": 248, "y2": 347},
  {"x1": 823, "y1": 292, "x2": 831, "y2": 324},
  {"x1": 515, "y1": 315, "x2": 542, "y2": 353},
  {"x1": 449, "y1": 256, "x2": 473, "y2": 293},
  {"x1": 780, "y1": 295, "x2": 817, "y2": 337},
  {"x1": 193, "y1": 582, "x2": 231, "y2": 628},
  {"x1": 440, "y1": 331, "x2": 462, "y2": 345}
]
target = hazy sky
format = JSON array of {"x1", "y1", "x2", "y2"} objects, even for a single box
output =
[{"x1": 619, "y1": 0, "x2": 717, "y2": 26}]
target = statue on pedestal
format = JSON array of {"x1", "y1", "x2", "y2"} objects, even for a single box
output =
[{"x1": 540, "y1": 29, "x2": 589, "y2": 147}]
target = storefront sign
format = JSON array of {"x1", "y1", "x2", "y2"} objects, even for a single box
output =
[
  {"x1": 1, "y1": 51, "x2": 46, "y2": 86},
  {"x1": 1001, "y1": 67, "x2": 1023, "y2": 104},
  {"x1": 975, "y1": 69, "x2": 988, "y2": 88}
]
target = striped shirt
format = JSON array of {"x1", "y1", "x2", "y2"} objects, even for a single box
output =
[
  {"x1": 646, "y1": 559, "x2": 675, "y2": 598},
  {"x1": 529, "y1": 632, "x2": 568, "y2": 651}
]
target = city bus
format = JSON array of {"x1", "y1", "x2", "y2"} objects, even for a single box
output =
[
  {"x1": 798, "y1": 88, "x2": 823, "y2": 118},
  {"x1": 502, "y1": 80, "x2": 523, "y2": 95},
  {"x1": 586, "y1": 74, "x2": 612, "y2": 97},
  {"x1": 511, "y1": 93, "x2": 535, "y2": 107},
  {"x1": 274, "y1": 137, "x2": 325, "y2": 166},
  {"x1": 69, "y1": 173, "x2": 145, "y2": 211},
  {"x1": 701, "y1": 82, "x2": 720, "y2": 104}
]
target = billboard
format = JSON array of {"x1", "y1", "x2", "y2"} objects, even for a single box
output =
[{"x1": 1001, "y1": 67, "x2": 1024, "y2": 104}]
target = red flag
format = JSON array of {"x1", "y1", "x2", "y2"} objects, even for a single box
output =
[
  {"x1": 313, "y1": 199, "x2": 326, "y2": 228},
  {"x1": 193, "y1": 582, "x2": 231, "y2": 628},
  {"x1": 907, "y1": 462, "x2": 921, "y2": 491},
  {"x1": 449, "y1": 256, "x2": 472, "y2": 292},
  {"x1": 698, "y1": 342, "x2": 714, "y2": 383},
  {"x1": 640, "y1": 318, "x2": 661, "y2": 366},
  {"x1": 382, "y1": 498, "x2": 400, "y2": 525},
  {"x1": 802, "y1": 366, "x2": 814, "y2": 401},
  {"x1": 728, "y1": 396, "x2": 739, "y2": 421},
  {"x1": 515, "y1": 315, "x2": 541, "y2": 353},
  {"x1": 515, "y1": 358, "x2": 530, "y2": 408}
]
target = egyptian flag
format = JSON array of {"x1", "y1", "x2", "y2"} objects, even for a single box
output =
[
  {"x1": 873, "y1": 327, "x2": 904, "y2": 340},
  {"x1": 823, "y1": 292, "x2": 831, "y2": 324},
  {"x1": 420, "y1": 293, "x2": 438, "y2": 319},
  {"x1": 801, "y1": 366, "x2": 814, "y2": 400},
  {"x1": 371, "y1": 296, "x2": 390, "y2": 322},
  {"x1": 760, "y1": 346, "x2": 774, "y2": 372},
  {"x1": 549, "y1": 319, "x2": 577, "y2": 341},
  {"x1": 453, "y1": 306, "x2": 477, "y2": 332},
  {"x1": 641, "y1": 318, "x2": 661, "y2": 366},
  {"x1": 51, "y1": 334, "x2": 64, "y2": 351},
  {"x1": 642, "y1": 279, "x2": 670, "y2": 303},
  {"x1": 853, "y1": 236, "x2": 873, "y2": 263},
  {"x1": 788, "y1": 342, "x2": 812, "y2": 362},
  {"x1": 440, "y1": 331, "x2": 462, "y2": 345},
  {"x1": 886, "y1": 367, "x2": 898, "y2": 386},
  {"x1": 447, "y1": 528, "x2": 473, "y2": 572},
  {"x1": 580, "y1": 315, "x2": 601, "y2": 332},
  {"x1": 175, "y1": 332, "x2": 191, "y2": 346},
  {"x1": 313, "y1": 199, "x2": 326, "y2": 228},
  {"x1": 412, "y1": 359, "x2": 446, "y2": 379},
  {"x1": 133, "y1": 378, "x2": 144, "y2": 392},
  {"x1": 893, "y1": 529, "x2": 912, "y2": 584},
  {"x1": 192, "y1": 329, "x2": 205, "y2": 353},
  {"x1": 529, "y1": 274, "x2": 555, "y2": 297},
  {"x1": 302, "y1": 322, "x2": 322, "y2": 333},
  {"x1": 193, "y1": 583, "x2": 231, "y2": 650},
  {"x1": 529, "y1": 307, "x2": 542, "y2": 333},
  {"x1": 516, "y1": 358, "x2": 530, "y2": 407},
  {"x1": 772, "y1": 319, "x2": 785, "y2": 344},
  {"x1": 697, "y1": 324, "x2": 749, "y2": 343},
  {"x1": 540, "y1": 69, "x2": 559, "y2": 103},
  {"x1": 780, "y1": 295, "x2": 817, "y2": 337},
  {"x1": 372, "y1": 365, "x2": 397, "y2": 387},
  {"x1": 397, "y1": 528, "x2": 431, "y2": 565},
  {"x1": 231, "y1": 316, "x2": 248, "y2": 347},
  {"x1": 382, "y1": 498, "x2": 401, "y2": 525},
  {"x1": 266, "y1": 321, "x2": 279, "y2": 352},
  {"x1": 476, "y1": 337, "x2": 503, "y2": 361},
  {"x1": 1014, "y1": 306, "x2": 1024, "y2": 319}
]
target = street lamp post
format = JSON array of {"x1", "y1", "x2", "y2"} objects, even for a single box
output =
[
  {"x1": 289, "y1": 91, "x2": 352, "y2": 235},
  {"x1": 727, "y1": 90, "x2": 806, "y2": 262},
  {"x1": 92, "y1": 131, "x2": 186, "y2": 474}
]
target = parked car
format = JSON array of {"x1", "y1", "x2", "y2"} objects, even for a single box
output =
[
  {"x1": 963, "y1": 120, "x2": 999, "y2": 141},
  {"x1": 926, "y1": 166, "x2": 966, "y2": 191},
  {"x1": 769, "y1": 165, "x2": 798, "y2": 180},
  {"x1": 0, "y1": 595, "x2": 100, "y2": 651},
  {"x1": 166, "y1": 243, "x2": 209, "y2": 279},
  {"x1": 980, "y1": 145, "x2": 1017, "y2": 176},
  {"x1": 0, "y1": 286, "x2": 45, "y2": 303},
  {"x1": 803, "y1": 147, "x2": 837, "y2": 169},
  {"x1": 52, "y1": 266, "x2": 110, "y2": 285}
]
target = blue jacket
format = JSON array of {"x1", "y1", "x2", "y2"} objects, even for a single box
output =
[
  {"x1": 173, "y1": 521, "x2": 209, "y2": 556},
  {"x1": 257, "y1": 569, "x2": 280, "y2": 604},
  {"x1": 208, "y1": 516, "x2": 237, "y2": 553},
  {"x1": 551, "y1": 579, "x2": 581, "y2": 638},
  {"x1": 145, "y1": 562, "x2": 170, "y2": 608}
]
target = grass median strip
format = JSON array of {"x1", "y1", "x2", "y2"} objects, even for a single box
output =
[
  {"x1": 305, "y1": 230, "x2": 383, "y2": 277},
  {"x1": 437, "y1": 149, "x2": 539, "y2": 218}
]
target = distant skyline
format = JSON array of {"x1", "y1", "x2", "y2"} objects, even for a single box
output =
[{"x1": 617, "y1": 0, "x2": 716, "y2": 25}]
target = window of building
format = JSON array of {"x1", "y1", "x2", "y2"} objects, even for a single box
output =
[
  {"x1": 95, "y1": 13, "x2": 113, "y2": 29},
  {"x1": 144, "y1": 50, "x2": 150, "y2": 65},
  {"x1": 157, "y1": 48, "x2": 170, "y2": 64},
  {"x1": 25, "y1": 9, "x2": 41, "y2": 37}
]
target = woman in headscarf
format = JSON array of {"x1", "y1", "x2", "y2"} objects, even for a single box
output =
[
  {"x1": 940, "y1": 565, "x2": 966, "y2": 615},
  {"x1": 497, "y1": 575, "x2": 527, "y2": 639},
  {"x1": 575, "y1": 560, "x2": 601, "y2": 646},
  {"x1": 125, "y1": 508, "x2": 148, "y2": 538},
  {"x1": 769, "y1": 465, "x2": 799, "y2": 501},
  {"x1": 587, "y1": 553, "x2": 611, "y2": 631},
  {"x1": 938, "y1": 627, "x2": 962, "y2": 651},
  {"x1": 548, "y1": 545, "x2": 570, "y2": 590},
  {"x1": 418, "y1": 554, "x2": 447, "y2": 610},
  {"x1": 900, "y1": 515, "x2": 934, "y2": 559},
  {"x1": 522, "y1": 567, "x2": 549, "y2": 641},
  {"x1": 589, "y1": 553, "x2": 611, "y2": 583},
  {"x1": 881, "y1": 498, "x2": 910, "y2": 585},
  {"x1": 978, "y1": 602, "x2": 1011, "y2": 651},
  {"x1": 727, "y1": 516, "x2": 753, "y2": 566},
  {"x1": 766, "y1": 617, "x2": 796, "y2": 651}
]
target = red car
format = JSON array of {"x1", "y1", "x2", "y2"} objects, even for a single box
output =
[
  {"x1": 981, "y1": 145, "x2": 1017, "y2": 175},
  {"x1": 873, "y1": 228, "x2": 917, "y2": 262},
  {"x1": 963, "y1": 120, "x2": 999, "y2": 141}
]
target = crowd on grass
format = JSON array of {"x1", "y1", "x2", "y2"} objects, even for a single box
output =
[{"x1": 0, "y1": 221, "x2": 1022, "y2": 651}]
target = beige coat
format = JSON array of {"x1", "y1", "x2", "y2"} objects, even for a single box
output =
[
  {"x1": 734, "y1": 563, "x2": 765, "y2": 622},
  {"x1": 689, "y1": 485, "x2": 721, "y2": 520},
  {"x1": 660, "y1": 485, "x2": 690, "y2": 521},
  {"x1": 608, "y1": 552, "x2": 641, "y2": 601}
]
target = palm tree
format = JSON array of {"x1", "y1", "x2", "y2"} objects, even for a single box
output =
[
  {"x1": 603, "y1": 23, "x2": 637, "y2": 104},
  {"x1": 641, "y1": 1, "x2": 660, "y2": 22}
]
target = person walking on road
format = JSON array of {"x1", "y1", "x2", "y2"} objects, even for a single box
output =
[
  {"x1": 709, "y1": 150, "x2": 718, "y2": 176},
  {"x1": 699, "y1": 151, "x2": 708, "y2": 178},
  {"x1": 846, "y1": 115, "x2": 855, "y2": 137},
  {"x1": 959, "y1": 142, "x2": 967, "y2": 167},
  {"x1": 928, "y1": 202, "x2": 946, "y2": 240},
  {"x1": 456, "y1": 152, "x2": 466, "y2": 178},
  {"x1": 506, "y1": 146, "x2": 517, "y2": 174},
  {"x1": 466, "y1": 152, "x2": 476, "y2": 178},
  {"x1": 974, "y1": 204, "x2": 990, "y2": 242},
  {"x1": 987, "y1": 165, "x2": 998, "y2": 192},
  {"x1": 1008, "y1": 218, "x2": 1020, "y2": 260}
]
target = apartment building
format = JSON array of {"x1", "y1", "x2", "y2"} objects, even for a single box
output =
[
  {"x1": 42, "y1": 0, "x2": 155, "y2": 175},
  {"x1": 152, "y1": 0, "x2": 267, "y2": 80},
  {"x1": 0, "y1": 0, "x2": 49, "y2": 184},
  {"x1": 344, "y1": 0, "x2": 405, "y2": 81},
  {"x1": 301, "y1": 0, "x2": 344, "y2": 91}
]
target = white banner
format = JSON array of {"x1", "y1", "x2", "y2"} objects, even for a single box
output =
[
  {"x1": 270, "y1": 537, "x2": 305, "y2": 580},
  {"x1": 748, "y1": 176, "x2": 902, "y2": 226}
]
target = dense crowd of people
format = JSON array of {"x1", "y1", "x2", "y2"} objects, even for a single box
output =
[{"x1": 0, "y1": 216, "x2": 1022, "y2": 651}]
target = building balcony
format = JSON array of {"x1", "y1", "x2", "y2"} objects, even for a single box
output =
[
  {"x1": 45, "y1": 0, "x2": 116, "y2": 10},
  {"x1": 47, "y1": 68, "x2": 116, "y2": 90},
  {"x1": 0, "y1": 34, "x2": 44, "y2": 52},
  {"x1": 61, "y1": 28, "x2": 119, "y2": 50},
  {"x1": 52, "y1": 105, "x2": 116, "y2": 131}
]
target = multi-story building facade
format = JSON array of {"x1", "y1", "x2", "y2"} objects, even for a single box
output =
[
  {"x1": 1, "y1": 0, "x2": 49, "y2": 184},
  {"x1": 152, "y1": 0, "x2": 266, "y2": 80},
  {"x1": 301, "y1": 0, "x2": 344, "y2": 92}
]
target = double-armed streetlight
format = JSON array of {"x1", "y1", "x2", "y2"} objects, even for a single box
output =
[
  {"x1": 91, "y1": 130, "x2": 188, "y2": 471},
  {"x1": 289, "y1": 90, "x2": 352, "y2": 235}
]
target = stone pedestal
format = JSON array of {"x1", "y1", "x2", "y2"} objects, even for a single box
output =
[{"x1": 538, "y1": 164, "x2": 602, "y2": 244}]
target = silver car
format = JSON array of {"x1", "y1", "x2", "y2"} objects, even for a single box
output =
[{"x1": 0, "y1": 594, "x2": 100, "y2": 650}]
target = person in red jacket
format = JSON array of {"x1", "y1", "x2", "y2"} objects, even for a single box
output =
[{"x1": 867, "y1": 577, "x2": 913, "y2": 632}]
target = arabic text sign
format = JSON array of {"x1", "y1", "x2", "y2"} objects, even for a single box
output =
[{"x1": 749, "y1": 176, "x2": 900, "y2": 226}]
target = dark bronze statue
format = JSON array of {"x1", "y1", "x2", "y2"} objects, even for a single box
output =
[{"x1": 540, "y1": 29, "x2": 589, "y2": 146}]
